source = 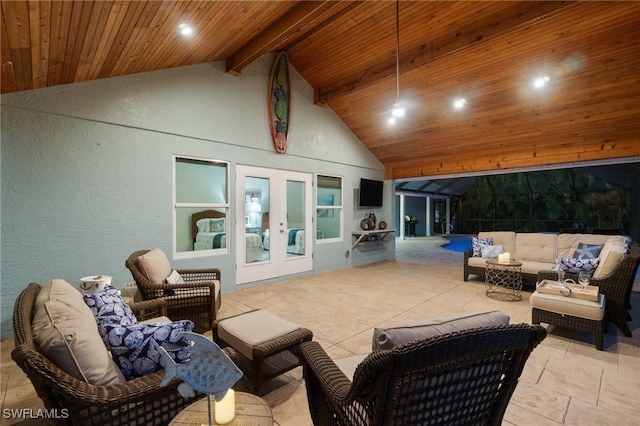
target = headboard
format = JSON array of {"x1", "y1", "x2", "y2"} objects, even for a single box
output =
[{"x1": 191, "y1": 210, "x2": 226, "y2": 240}]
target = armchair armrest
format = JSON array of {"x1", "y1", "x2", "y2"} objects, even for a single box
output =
[
  {"x1": 177, "y1": 268, "x2": 221, "y2": 282},
  {"x1": 130, "y1": 298, "x2": 167, "y2": 321},
  {"x1": 299, "y1": 341, "x2": 354, "y2": 404},
  {"x1": 11, "y1": 343, "x2": 194, "y2": 408}
]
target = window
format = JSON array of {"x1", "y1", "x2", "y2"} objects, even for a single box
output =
[
  {"x1": 174, "y1": 156, "x2": 229, "y2": 258},
  {"x1": 316, "y1": 175, "x2": 342, "y2": 241}
]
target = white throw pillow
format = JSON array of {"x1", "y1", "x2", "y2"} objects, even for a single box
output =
[
  {"x1": 166, "y1": 269, "x2": 185, "y2": 284},
  {"x1": 481, "y1": 244, "x2": 504, "y2": 259}
]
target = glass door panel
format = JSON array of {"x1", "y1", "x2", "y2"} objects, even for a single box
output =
[
  {"x1": 245, "y1": 176, "x2": 269, "y2": 264},
  {"x1": 285, "y1": 179, "x2": 305, "y2": 258}
]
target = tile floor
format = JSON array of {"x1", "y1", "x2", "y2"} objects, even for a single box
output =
[{"x1": 2, "y1": 236, "x2": 638, "y2": 425}]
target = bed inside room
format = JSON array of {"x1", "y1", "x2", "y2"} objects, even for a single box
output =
[
  {"x1": 261, "y1": 212, "x2": 306, "y2": 257},
  {"x1": 191, "y1": 210, "x2": 265, "y2": 262}
]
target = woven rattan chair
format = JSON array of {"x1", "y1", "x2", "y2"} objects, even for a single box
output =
[
  {"x1": 300, "y1": 324, "x2": 547, "y2": 426},
  {"x1": 537, "y1": 245, "x2": 640, "y2": 337},
  {"x1": 11, "y1": 282, "x2": 228, "y2": 426},
  {"x1": 126, "y1": 249, "x2": 221, "y2": 333}
]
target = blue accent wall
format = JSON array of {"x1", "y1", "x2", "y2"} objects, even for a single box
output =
[{"x1": 0, "y1": 56, "x2": 393, "y2": 337}]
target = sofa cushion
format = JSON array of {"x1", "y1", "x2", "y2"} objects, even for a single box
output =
[
  {"x1": 520, "y1": 260, "x2": 557, "y2": 276},
  {"x1": 557, "y1": 234, "x2": 619, "y2": 259},
  {"x1": 137, "y1": 248, "x2": 172, "y2": 284},
  {"x1": 372, "y1": 310, "x2": 510, "y2": 351},
  {"x1": 514, "y1": 233, "x2": 558, "y2": 263},
  {"x1": 32, "y1": 279, "x2": 126, "y2": 385},
  {"x1": 472, "y1": 237, "x2": 493, "y2": 257},
  {"x1": 104, "y1": 320, "x2": 194, "y2": 380},
  {"x1": 593, "y1": 236, "x2": 628, "y2": 278},
  {"x1": 573, "y1": 243, "x2": 603, "y2": 260},
  {"x1": 478, "y1": 232, "x2": 515, "y2": 254},
  {"x1": 530, "y1": 292, "x2": 605, "y2": 320}
]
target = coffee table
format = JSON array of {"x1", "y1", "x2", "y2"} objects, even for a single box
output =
[
  {"x1": 485, "y1": 259, "x2": 523, "y2": 301},
  {"x1": 169, "y1": 391, "x2": 273, "y2": 425}
]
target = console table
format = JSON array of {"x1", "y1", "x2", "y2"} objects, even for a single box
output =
[{"x1": 352, "y1": 229, "x2": 396, "y2": 249}]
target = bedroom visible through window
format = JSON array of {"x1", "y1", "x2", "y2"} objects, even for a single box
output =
[
  {"x1": 174, "y1": 156, "x2": 229, "y2": 258},
  {"x1": 316, "y1": 175, "x2": 342, "y2": 241}
]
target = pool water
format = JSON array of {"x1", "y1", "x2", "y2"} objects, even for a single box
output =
[{"x1": 441, "y1": 235, "x2": 473, "y2": 252}]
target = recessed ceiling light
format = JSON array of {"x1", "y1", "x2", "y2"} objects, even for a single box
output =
[
  {"x1": 533, "y1": 75, "x2": 550, "y2": 89},
  {"x1": 391, "y1": 102, "x2": 406, "y2": 117},
  {"x1": 178, "y1": 23, "x2": 193, "y2": 36},
  {"x1": 453, "y1": 98, "x2": 467, "y2": 109}
]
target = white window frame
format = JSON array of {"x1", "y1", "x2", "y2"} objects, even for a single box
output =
[
  {"x1": 173, "y1": 155, "x2": 230, "y2": 259},
  {"x1": 316, "y1": 173, "x2": 343, "y2": 243}
]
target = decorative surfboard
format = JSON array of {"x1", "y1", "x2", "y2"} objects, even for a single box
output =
[{"x1": 268, "y1": 52, "x2": 290, "y2": 154}]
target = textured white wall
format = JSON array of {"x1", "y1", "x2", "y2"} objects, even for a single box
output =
[{"x1": 0, "y1": 54, "x2": 391, "y2": 337}]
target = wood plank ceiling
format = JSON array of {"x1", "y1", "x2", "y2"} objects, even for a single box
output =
[{"x1": 2, "y1": 1, "x2": 640, "y2": 181}]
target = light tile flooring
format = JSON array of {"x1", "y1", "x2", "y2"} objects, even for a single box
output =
[{"x1": 2, "y1": 236, "x2": 639, "y2": 425}]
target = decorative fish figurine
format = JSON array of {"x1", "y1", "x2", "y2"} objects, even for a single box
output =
[{"x1": 159, "y1": 332, "x2": 243, "y2": 401}]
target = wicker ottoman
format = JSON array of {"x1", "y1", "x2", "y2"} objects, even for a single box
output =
[
  {"x1": 213, "y1": 309, "x2": 313, "y2": 393},
  {"x1": 530, "y1": 291, "x2": 606, "y2": 350}
]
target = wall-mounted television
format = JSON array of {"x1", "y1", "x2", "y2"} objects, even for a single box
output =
[{"x1": 358, "y1": 178, "x2": 384, "y2": 207}]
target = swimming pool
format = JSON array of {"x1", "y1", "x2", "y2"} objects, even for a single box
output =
[{"x1": 441, "y1": 235, "x2": 472, "y2": 252}]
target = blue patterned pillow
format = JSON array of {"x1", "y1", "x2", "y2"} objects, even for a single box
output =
[
  {"x1": 104, "y1": 320, "x2": 194, "y2": 380},
  {"x1": 472, "y1": 237, "x2": 493, "y2": 257},
  {"x1": 556, "y1": 257, "x2": 600, "y2": 274},
  {"x1": 573, "y1": 243, "x2": 603, "y2": 260},
  {"x1": 83, "y1": 285, "x2": 138, "y2": 342}
]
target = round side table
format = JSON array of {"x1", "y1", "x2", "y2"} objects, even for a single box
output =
[
  {"x1": 169, "y1": 392, "x2": 273, "y2": 426},
  {"x1": 485, "y1": 259, "x2": 523, "y2": 301}
]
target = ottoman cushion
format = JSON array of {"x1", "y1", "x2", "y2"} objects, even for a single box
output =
[
  {"x1": 217, "y1": 310, "x2": 300, "y2": 360},
  {"x1": 530, "y1": 291, "x2": 605, "y2": 320}
]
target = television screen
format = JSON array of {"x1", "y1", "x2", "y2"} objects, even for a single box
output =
[{"x1": 359, "y1": 178, "x2": 384, "y2": 207}]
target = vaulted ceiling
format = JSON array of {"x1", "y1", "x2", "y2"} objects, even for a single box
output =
[{"x1": 2, "y1": 1, "x2": 640, "y2": 181}]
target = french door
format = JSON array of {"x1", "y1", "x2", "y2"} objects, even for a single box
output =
[{"x1": 236, "y1": 165, "x2": 313, "y2": 284}]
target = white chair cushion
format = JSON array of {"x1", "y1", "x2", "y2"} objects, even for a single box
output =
[
  {"x1": 530, "y1": 291, "x2": 605, "y2": 320},
  {"x1": 32, "y1": 279, "x2": 126, "y2": 385},
  {"x1": 217, "y1": 309, "x2": 300, "y2": 360}
]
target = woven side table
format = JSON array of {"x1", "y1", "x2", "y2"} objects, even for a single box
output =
[{"x1": 485, "y1": 259, "x2": 523, "y2": 301}]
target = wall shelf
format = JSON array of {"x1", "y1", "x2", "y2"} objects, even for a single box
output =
[{"x1": 352, "y1": 229, "x2": 396, "y2": 250}]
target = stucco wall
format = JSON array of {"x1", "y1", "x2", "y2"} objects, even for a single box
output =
[{"x1": 0, "y1": 55, "x2": 393, "y2": 337}]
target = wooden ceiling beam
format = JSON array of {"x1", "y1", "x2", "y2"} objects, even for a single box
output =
[
  {"x1": 387, "y1": 140, "x2": 640, "y2": 180},
  {"x1": 225, "y1": 1, "x2": 353, "y2": 76},
  {"x1": 315, "y1": 1, "x2": 579, "y2": 105}
]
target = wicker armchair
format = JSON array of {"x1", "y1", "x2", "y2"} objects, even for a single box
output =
[
  {"x1": 11, "y1": 282, "x2": 224, "y2": 426},
  {"x1": 126, "y1": 249, "x2": 221, "y2": 332},
  {"x1": 300, "y1": 324, "x2": 547, "y2": 426},
  {"x1": 537, "y1": 245, "x2": 640, "y2": 337}
]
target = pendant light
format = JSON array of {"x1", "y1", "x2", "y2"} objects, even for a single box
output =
[{"x1": 388, "y1": 0, "x2": 405, "y2": 125}]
